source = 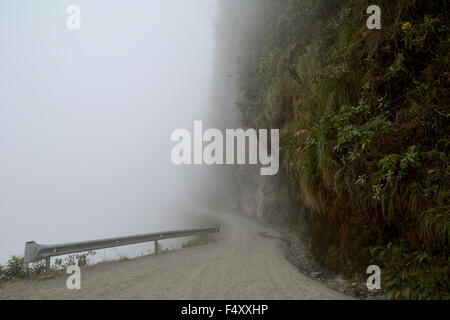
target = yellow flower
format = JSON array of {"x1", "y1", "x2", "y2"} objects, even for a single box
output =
[
  {"x1": 362, "y1": 143, "x2": 366, "y2": 150},
  {"x1": 402, "y1": 22, "x2": 412, "y2": 32}
]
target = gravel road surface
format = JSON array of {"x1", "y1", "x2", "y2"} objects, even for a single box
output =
[{"x1": 0, "y1": 211, "x2": 351, "y2": 299}]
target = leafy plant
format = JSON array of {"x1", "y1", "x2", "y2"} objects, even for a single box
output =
[{"x1": 236, "y1": 0, "x2": 449, "y2": 299}]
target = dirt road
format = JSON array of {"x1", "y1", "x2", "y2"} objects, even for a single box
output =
[{"x1": 0, "y1": 211, "x2": 351, "y2": 299}]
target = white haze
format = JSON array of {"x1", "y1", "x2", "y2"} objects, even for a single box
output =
[{"x1": 0, "y1": 0, "x2": 218, "y2": 263}]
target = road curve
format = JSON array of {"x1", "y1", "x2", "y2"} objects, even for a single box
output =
[{"x1": 0, "y1": 211, "x2": 351, "y2": 299}]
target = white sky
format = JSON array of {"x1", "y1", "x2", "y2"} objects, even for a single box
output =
[{"x1": 0, "y1": 0, "x2": 218, "y2": 263}]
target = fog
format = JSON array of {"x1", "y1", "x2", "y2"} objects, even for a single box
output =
[{"x1": 0, "y1": 0, "x2": 218, "y2": 263}]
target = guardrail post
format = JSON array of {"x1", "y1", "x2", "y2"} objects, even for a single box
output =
[
  {"x1": 154, "y1": 240, "x2": 158, "y2": 254},
  {"x1": 45, "y1": 256, "x2": 50, "y2": 274}
]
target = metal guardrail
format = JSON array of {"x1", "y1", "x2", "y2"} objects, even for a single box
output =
[{"x1": 24, "y1": 226, "x2": 220, "y2": 273}]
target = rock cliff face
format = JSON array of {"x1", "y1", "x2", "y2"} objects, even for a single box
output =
[
  {"x1": 207, "y1": 0, "x2": 309, "y2": 233},
  {"x1": 235, "y1": 165, "x2": 303, "y2": 226},
  {"x1": 210, "y1": 0, "x2": 449, "y2": 299}
]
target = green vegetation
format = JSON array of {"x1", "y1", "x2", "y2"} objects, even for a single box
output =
[
  {"x1": 182, "y1": 234, "x2": 219, "y2": 248},
  {"x1": 236, "y1": 0, "x2": 449, "y2": 299},
  {"x1": 0, "y1": 253, "x2": 91, "y2": 282},
  {"x1": 0, "y1": 256, "x2": 44, "y2": 281},
  {"x1": 182, "y1": 215, "x2": 220, "y2": 248}
]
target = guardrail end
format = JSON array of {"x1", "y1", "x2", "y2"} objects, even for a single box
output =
[{"x1": 24, "y1": 241, "x2": 39, "y2": 263}]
